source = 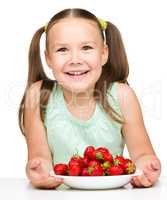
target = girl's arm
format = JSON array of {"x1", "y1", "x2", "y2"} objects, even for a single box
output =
[
  {"x1": 24, "y1": 80, "x2": 63, "y2": 189},
  {"x1": 117, "y1": 83, "x2": 161, "y2": 187}
]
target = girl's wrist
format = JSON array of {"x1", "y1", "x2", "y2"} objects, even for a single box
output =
[{"x1": 135, "y1": 154, "x2": 161, "y2": 170}]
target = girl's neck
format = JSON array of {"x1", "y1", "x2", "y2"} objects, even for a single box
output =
[
  {"x1": 62, "y1": 87, "x2": 96, "y2": 121},
  {"x1": 62, "y1": 87, "x2": 95, "y2": 108}
]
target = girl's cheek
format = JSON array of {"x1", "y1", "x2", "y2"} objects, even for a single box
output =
[
  {"x1": 87, "y1": 57, "x2": 102, "y2": 69},
  {"x1": 84, "y1": 52, "x2": 102, "y2": 64},
  {"x1": 51, "y1": 57, "x2": 67, "y2": 68}
]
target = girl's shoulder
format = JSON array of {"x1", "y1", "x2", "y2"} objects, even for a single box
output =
[
  {"x1": 108, "y1": 82, "x2": 134, "y2": 103},
  {"x1": 116, "y1": 82, "x2": 138, "y2": 105},
  {"x1": 116, "y1": 82, "x2": 143, "y2": 121},
  {"x1": 117, "y1": 82, "x2": 134, "y2": 98}
]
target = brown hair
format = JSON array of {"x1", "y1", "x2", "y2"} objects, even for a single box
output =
[{"x1": 18, "y1": 8, "x2": 129, "y2": 135}]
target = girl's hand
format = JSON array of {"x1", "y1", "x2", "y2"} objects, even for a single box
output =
[
  {"x1": 131, "y1": 155, "x2": 161, "y2": 188},
  {"x1": 26, "y1": 157, "x2": 63, "y2": 189}
]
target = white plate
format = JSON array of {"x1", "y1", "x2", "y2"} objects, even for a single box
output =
[{"x1": 49, "y1": 170, "x2": 142, "y2": 190}]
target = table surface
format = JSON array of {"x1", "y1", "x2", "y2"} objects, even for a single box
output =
[{"x1": 0, "y1": 176, "x2": 167, "y2": 200}]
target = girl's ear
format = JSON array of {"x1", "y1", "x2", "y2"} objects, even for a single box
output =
[
  {"x1": 44, "y1": 50, "x2": 53, "y2": 69},
  {"x1": 101, "y1": 44, "x2": 109, "y2": 66}
]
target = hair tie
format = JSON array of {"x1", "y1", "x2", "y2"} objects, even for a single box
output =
[
  {"x1": 44, "y1": 22, "x2": 48, "y2": 32},
  {"x1": 98, "y1": 18, "x2": 107, "y2": 31}
]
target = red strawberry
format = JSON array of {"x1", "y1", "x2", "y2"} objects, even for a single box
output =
[
  {"x1": 114, "y1": 155, "x2": 127, "y2": 170},
  {"x1": 84, "y1": 146, "x2": 96, "y2": 160},
  {"x1": 83, "y1": 156, "x2": 89, "y2": 167},
  {"x1": 81, "y1": 168, "x2": 90, "y2": 176},
  {"x1": 53, "y1": 163, "x2": 68, "y2": 175},
  {"x1": 124, "y1": 159, "x2": 136, "y2": 174},
  {"x1": 95, "y1": 150, "x2": 113, "y2": 163},
  {"x1": 69, "y1": 165, "x2": 81, "y2": 176},
  {"x1": 69, "y1": 155, "x2": 85, "y2": 169},
  {"x1": 89, "y1": 165, "x2": 104, "y2": 176},
  {"x1": 103, "y1": 152, "x2": 113, "y2": 163},
  {"x1": 107, "y1": 165, "x2": 124, "y2": 175},
  {"x1": 88, "y1": 160, "x2": 104, "y2": 176},
  {"x1": 96, "y1": 147, "x2": 109, "y2": 154},
  {"x1": 88, "y1": 160, "x2": 101, "y2": 168}
]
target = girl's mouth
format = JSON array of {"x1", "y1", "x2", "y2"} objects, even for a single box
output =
[{"x1": 65, "y1": 70, "x2": 90, "y2": 80}]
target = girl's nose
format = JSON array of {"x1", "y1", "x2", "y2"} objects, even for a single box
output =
[{"x1": 69, "y1": 50, "x2": 82, "y2": 64}]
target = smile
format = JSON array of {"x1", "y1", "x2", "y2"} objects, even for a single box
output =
[
  {"x1": 65, "y1": 70, "x2": 90, "y2": 76},
  {"x1": 64, "y1": 70, "x2": 90, "y2": 80}
]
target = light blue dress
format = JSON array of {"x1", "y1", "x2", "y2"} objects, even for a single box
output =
[{"x1": 44, "y1": 82, "x2": 124, "y2": 164}]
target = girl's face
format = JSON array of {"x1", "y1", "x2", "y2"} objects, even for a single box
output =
[{"x1": 45, "y1": 18, "x2": 108, "y2": 93}]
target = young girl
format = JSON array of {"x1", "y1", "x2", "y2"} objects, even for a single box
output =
[{"x1": 19, "y1": 8, "x2": 161, "y2": 189}]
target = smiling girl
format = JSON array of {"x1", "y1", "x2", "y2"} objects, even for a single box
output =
[{"x1": 18, "y1": 8, "x2": 161, "y2": 189}]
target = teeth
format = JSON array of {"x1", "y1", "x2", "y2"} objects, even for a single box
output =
[
  {"x1": 68, "y1": 71, "x2": 87, "y2": 75},
  {"x1": 74, "y1": 72, "x2": 82, "y2": 75}
]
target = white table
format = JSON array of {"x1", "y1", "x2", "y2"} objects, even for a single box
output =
[{"x1": 0, "y1": 176, "x2": 166, "y2": 200}]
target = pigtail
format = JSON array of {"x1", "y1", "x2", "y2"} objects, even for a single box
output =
[
  {"x1": 18, "y1": 26, "x2": 54, "y2": 135},
  {"x1": 28, "y1": 27, "x2": 48, "y2": 86},
  {"x1": 105, "y1": 21, "x2": 129, "y2": 84},
  {"x1": 95, "y1": 21, "x2": 130, "y2": 124}
]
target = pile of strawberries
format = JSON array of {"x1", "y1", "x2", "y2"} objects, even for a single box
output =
[{"x1": 53, "y1": 146, "x2": 136, "y2": 176}]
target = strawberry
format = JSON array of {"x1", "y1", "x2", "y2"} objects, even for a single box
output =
[
  {"x1": 95, "y1": 150, "x2": 113, "y2": 163},
  {"x1": 114, "y1": 155, "x2": 127, "y2": 171},
  {"x1": 96, "y1": 147, "x2": 109, "y2": 154},
  {"x1": 124, "y1": 159, "x2": 136, "y2": 174},
  {"x1": 83, "y1": 156, "x2": 89, "y2": 167},
  {"x1": 69, "y1": 165, "x2": 81, "y2": 176},
  {"x1": 88, "y1": 160, "x2": 101, "y2": 168},
  {"x1": 88, "y1": 160, "x2": 104, "y2": 176},
  {"x1": 69, "y1": 155, "x2": 85, "y2": 169},
  {"x1": 84, "y1": 146, "x2": 96, "y2": 160},
  {"x1": 88, "y1": 165, "x2": 104, "y2": 176},
  {"x1": 103, "y1": 152, "x2": 113, "y2": 163},
  {"x1": 53, "y1": 163, "x2": 68, "y2": 175},
  {"x1": 81, "y1": 168, "x2": 90, "y2": 176},
  {"x1": 88, "y1": 166, "x2": 104, "y2": 176},
  {"x1": 107, "y1": 165, "x2": 124, "y2": 176}
]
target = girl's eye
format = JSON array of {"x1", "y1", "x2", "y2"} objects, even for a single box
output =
[
  {"x1": 57, "y1": 47, "x2": 68, "y2": 52},
  {"x1": 82, "y1": 45, "x2": 93, "y2": 50}
]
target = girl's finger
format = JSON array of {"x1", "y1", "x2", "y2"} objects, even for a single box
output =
[
  {"x1": 137, "y1": 174, "x2": 152, "y2": 187},
  {"x1": 131, "y1": 177, "x2": 142, "y2": 187},
  {"x1": 143, "y1": 168, "x2": 159, "y2": 184},
  {"x1": 151, "y1": 160, "x2": 160, "y2": 170}
]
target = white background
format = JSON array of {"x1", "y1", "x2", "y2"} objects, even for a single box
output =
[{"x1": 0, "y1": 0, "x2": 166, "y2": 178}]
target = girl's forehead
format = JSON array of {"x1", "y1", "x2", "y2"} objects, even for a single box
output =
[{"x1": 48, "y1": 18, "x2": 101, "y2": 41}]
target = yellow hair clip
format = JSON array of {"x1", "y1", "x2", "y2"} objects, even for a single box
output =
[
  {"x1": 98, "y1": 18, "x2": 107, "y2": 31},
  {"x1": 44, "y1": 22, "x2": 48, "y2": 32}
]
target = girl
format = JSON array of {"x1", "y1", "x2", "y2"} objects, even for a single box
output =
[{"x1": 18, "y1": 8, "x2": 161, "y2": 189}]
